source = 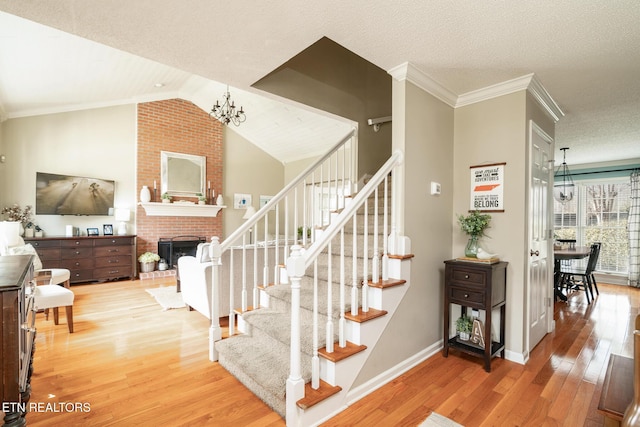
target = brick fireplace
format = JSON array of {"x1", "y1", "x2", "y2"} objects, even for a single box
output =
[{"x1": 136, "y1": 99, "x2": 223, "y2": 266}]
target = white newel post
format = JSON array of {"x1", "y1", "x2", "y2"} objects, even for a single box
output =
[
  {"x1": 209, "y1": 236, "x2": 222, "y2": 362},
  {"x1": 286, "y1": 245, "x2": 305, "y2": 424}
]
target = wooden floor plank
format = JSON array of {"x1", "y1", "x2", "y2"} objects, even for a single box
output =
[{"x1": 10, "y1": 279, "x2": 637, "y2": 426}]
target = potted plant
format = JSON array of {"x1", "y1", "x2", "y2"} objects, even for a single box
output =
[
  {"x1": 196, "y1": 192, "x2": 206, "y2": 205},
  {"x1": 34, "y1": 225, "x2": 44, "y2": 238},
  {"x1": 456, "y1": 314, "x2": 473, "y2": 341},
  {"x1": 24, "y1": 222, "x2": 35, "y2": 238},
  {"x1": 457, "y1": 210, "x2": 491, "y2": 258},
  {"x1": 138, "y1": 252, "x2": 160, "y2": 273},
  {"x1": 161, "y1": 192, "x2": 172, "y2": 204},
  {"x1": 1, "y1": 204, "x2": 33, "y2": 235}
]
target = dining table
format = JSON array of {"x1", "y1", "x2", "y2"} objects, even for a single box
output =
[{"x1": 553, "y1": 246, "x2": 591, "y2": 301}]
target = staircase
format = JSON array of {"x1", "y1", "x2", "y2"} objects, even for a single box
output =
[{"x1": 208, "y1": 137, "x2": 410, "y2": 426}]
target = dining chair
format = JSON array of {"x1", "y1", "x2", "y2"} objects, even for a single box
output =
[{"x1": 560, "y1": 242, "x2": 601, "y2": 304}]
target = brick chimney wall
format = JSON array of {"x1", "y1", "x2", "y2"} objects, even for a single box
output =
[{"x1": 136, "y1": 99, "x2": 223, "y2": 259}]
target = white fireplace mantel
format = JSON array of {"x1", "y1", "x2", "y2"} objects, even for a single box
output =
[{"x1": 139, "y1": 202, "x2": 225, "y2": 217}]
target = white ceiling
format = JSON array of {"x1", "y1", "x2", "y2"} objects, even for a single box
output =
[{"x1": 0, "y1": 1, "x2": 639, "y2": 167}]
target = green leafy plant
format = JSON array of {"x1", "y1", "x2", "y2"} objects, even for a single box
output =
[
  {"x1": 161, "y1": 192, "x2": 172, "y2": 200},
  {"x1": 456, "y1": 315, "x2": 473, "y2": 334},
  {"x1": 138, "y1": 252, "x2": 160, "y2": 263},
  {"x1": 196, "y1": 192, "x2": 206, "y2": 201},
  {"x1": 457, "y1": 210, "x2": 491, "y2": 237}
]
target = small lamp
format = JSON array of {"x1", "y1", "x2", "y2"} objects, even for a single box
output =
[
  {"x1": 114, "y1": 208, "x2": 131, "y2": 235},
  {"x1": 243, "y1": 205, "x2": 257, "y2": 243}
]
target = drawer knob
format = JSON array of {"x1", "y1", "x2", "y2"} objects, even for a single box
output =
[
  {"x1": 75, "y1": 241, "x2": 80, "y2": 245},
  {"x1": 464, "y1": 294, "x2": 469, "y2": 298},
  {"x1": 464, "y1": 274, "x2": 469, "y2": 279}
]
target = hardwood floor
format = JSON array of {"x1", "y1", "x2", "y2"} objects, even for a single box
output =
[{"x1": 15, "y1": 278, "x2": 639, "y2": 426}]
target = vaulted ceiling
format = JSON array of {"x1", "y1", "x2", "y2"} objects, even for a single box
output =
[{"x1": 1, "y1": 2, "x2": 639, "y2": 166}]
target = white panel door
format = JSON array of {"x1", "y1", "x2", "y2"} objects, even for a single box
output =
[{"x1": 528, "y1": 121, "x2": 554, "y2": 352}]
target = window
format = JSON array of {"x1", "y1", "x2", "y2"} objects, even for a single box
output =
[{"x1": 554, "y1": 178, "x2": 631, "y2": 274}]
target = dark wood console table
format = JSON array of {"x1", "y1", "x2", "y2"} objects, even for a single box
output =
[
  {"x1": 443, "y1": 259, "x2": 508, "y2": 372},
  {"x1": 1, "y1": 255, "x2": 36, "y2": 426},
  {"x1": 24, "y1": 235, "x2": 136, "y2": 284}
]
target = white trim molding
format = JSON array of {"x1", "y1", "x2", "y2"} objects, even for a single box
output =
[{"x1": 388, "y1": 62, "x2": 565, "y2": 123}]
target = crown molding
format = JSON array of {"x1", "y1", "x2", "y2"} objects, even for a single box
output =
[
  {"x1": 388, "y1": 63, "x2": 564, "y2": 123},
  {"x1": 388, "y1": 62, "x2": 457, "y2": 107}
]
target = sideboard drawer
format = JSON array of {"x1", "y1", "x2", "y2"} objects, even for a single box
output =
[
  {"x1": 60, "y1": 258, "x2": 94, "y2": 270},
  {"x1": 94, "y1": 237, "x2": 134, "y2": 247},
  {"x1": 94, "y1": 245, "x2": 132, "y2": 257},
  {"x1": 36, "y1": 248, "x2": 61, "y2": 261},
  {"x1": 94, "y1": 256, "x2": 131, "y2": 268},
  {"x1": 70, "y1": 269, "x2": 93, "y2": 282},
  {"x1": 28, "y1": 240, "x2": 60, "y2": 249},
  {"x1": 60, "y1": 247, "x2": 93, "y2": 259},
  {"x1": 60, "y1": 239, "x2": 93, "y2": 248},
  {"x1": 94, "y1": 266, "x2": 131, "y2": 281}
]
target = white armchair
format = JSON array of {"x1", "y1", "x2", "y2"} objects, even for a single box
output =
[
  {"x1": 178, "y1": 242, "x2": 215, "y2": 319},
  {"x1": 178, "y1": 241, "x2": 277, "y2": 320}
]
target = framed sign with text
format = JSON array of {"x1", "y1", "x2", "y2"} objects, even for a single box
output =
[{"x1": 469, "y1": 162, "x2": 506, "y2": 212}]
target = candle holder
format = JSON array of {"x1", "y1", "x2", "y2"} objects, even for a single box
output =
[{"x1": 153, "y1": 188, "x2": 157, "y2": 202}]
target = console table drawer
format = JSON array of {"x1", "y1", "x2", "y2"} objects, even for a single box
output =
[
  {"x1": 95, "y1": 256, "x2": 131, "y2": 268},
  {"x1": 61, "y1": 258, "x2": 94, "y2": 270},
  {"x1": 449, "y1": 287, "x2": 485, "y2": 307},
  {"x1": 94, "y1": 245, "x2": 132, "y2": 257},
  {"x1": 61, "y1": 247, "x2": 93, "y2": 259},
  {"x1": 449, "y1": 268, "x2": 486, "y2": 287}
]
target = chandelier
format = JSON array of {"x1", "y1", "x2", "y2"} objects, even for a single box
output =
[
  {"x1": 553, "y1": 147, "x2": 575, "y2": 203},
  {"x1": 209, "y1": 86, "x2": 246, "y2": 126}
]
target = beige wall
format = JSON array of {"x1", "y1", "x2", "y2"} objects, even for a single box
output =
[
  {"x1": 453, "y1": 90, "x2": 554, "y2": 360},
  {"x1": 353, "y1": 79, "x2": 455, "y2": 386},
  {"x1": 223, "y1": 127, "x2": 284, "y2": 239},
  {"x1": 0, "y1": 105, "x2": 137, "y2": 236},
  {"x1": 253, "y1": 37, "x2": 392, "y2": 178}
]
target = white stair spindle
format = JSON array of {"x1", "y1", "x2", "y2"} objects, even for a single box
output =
[
  {"x1": 312, "y1": 261, "x2": 319, "y2": 389},
  {"x1": 372, "y1": 186, "x2": 380, "y2": 284},
  {"x1": 208, "y1": 236, "x2": 222, "y2": 362},
  {"x1": 286, "y1": 245, "x2": 305, "y2": 422},
  {"x1": 326, "y1": 241, "x2": 334, "y2": 353},
  {"x1": 229, "y1": 248, "x2": 235, "y2": 336},
  {"x1": 382, "y1": 175, "x2": 389, "y2": 280},
  {"x1": 362, "y1": 202, "x2": 369, "y2": 312},
  {"x1": 339, "y1": 229, "x2": 346, "y2": 348},
  {"x1": 263, "y1": 213, "x2": 269, "y2": 288},
  {"x1": 351, "y1": 214, "x2": 358, "y2": 316},
  {"x1": 241, "y1": 234, "x2": 248, "y2": 312}
]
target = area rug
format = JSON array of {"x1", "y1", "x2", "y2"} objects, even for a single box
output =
[
  {"x1": 145, "y1": 287, "x2": 185, "y2": 311},
  {"x1": 418, "y1": 412, "x2": 464, "y2": 427}
]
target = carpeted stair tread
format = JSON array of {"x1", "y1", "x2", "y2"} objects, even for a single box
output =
[
  {"x1": 242, "y1": 308, "x2": 336, "y2": 355},
  {"x1": 265, "y1": 279, "x2": 358, "y2": 318},
  {"x1": 215, "y1": 333, "x2": 312, "y2": 417}
]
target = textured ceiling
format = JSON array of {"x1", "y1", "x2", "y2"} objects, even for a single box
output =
[{"x1": 0, "y1": 1, "x2": 639, "y2": 166}]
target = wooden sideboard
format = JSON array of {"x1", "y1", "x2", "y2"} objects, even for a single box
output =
[
  {"x1": 1, "y1": 255, "x2": 36, "y2": 426},
  {"x1": 24, "y1": 235, "x2": 136, "y2": 284}
]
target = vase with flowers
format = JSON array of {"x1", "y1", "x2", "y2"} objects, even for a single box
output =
[
  {"x1": 1, "y1": 204, "x2": 33, "y2": 236},
  {"x1": 457, "y1": 210, "x2": 491, "y2": 258}
]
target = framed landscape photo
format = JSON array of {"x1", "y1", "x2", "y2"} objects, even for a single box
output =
[
  {"x1": 103, "y1": 224, "x2": 113, "y2": 235},
  {"x1": 87, "y1": 228, "x2": 99, "y2": 236}
]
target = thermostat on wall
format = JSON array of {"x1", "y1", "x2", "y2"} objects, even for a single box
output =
[{"x1": 430, "y1": 182, "x2": 441, "y2": 195}]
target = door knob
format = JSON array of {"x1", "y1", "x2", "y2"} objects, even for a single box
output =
[{"x1": 530, "y1": 250, "x2": 539, "y2": 256}]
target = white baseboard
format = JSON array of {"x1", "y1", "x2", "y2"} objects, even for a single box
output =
[{"x1": 346, "y1": 340, "x2": 442, "y2": 405}]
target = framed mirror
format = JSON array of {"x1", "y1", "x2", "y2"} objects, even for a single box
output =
[{"x1": 161, "y1": 151, "x2": 206, "y2": 196}]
